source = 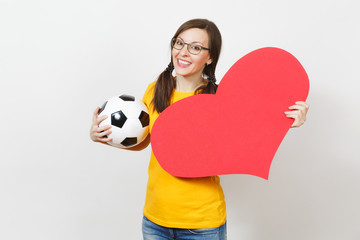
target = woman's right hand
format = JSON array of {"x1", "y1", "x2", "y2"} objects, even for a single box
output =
[{"x1": 89, "y1": 107, "x2": 113, "y2": 143}]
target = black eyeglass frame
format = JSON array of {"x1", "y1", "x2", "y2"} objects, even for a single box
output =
[{"x1": 171, "y1": 38, "x2": 210, "y2": 55}]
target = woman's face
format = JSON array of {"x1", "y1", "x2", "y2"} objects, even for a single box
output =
[{"x1": 172, "y1": 28, "x2": 212, "y2": 79}]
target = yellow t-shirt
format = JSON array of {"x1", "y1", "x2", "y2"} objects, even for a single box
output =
[{"x1": 142, "y1": 81, "x2": 226, "y2": 229}]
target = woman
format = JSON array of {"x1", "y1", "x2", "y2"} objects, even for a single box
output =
[{"x1": 90, "y1": 19, "x2": 309, "y2": 240}]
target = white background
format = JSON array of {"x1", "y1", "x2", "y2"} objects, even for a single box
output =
[{"x1": 1, "y1": 0, "x2": 359, "y2": 239}]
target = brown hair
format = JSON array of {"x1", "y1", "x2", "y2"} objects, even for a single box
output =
[{"x1": 152, "y1": 18, "x2": 222, "y2": 113}]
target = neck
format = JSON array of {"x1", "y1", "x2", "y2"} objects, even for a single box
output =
[{"x1": 175, "y1": 74, "x2": 205, "y2": 92}]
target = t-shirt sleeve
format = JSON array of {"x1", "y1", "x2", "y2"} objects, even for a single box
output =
[{"x1": 142, "y1": 81, "x2": 156, "y2": 110}]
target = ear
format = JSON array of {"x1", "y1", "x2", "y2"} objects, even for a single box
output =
[{"x1": 206, "y1": 58, "x2": 213, "y2": 65}]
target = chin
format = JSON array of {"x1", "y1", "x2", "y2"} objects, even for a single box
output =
[{"x1": 174, "y1": 69, "x2": 190, "y2": 77}]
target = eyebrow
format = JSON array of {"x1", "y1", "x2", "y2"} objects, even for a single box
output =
[{"x1": 177, "y1": 37, "x2": 204, "y2": 46}]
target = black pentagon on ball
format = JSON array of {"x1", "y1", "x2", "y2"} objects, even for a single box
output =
[
  {"x1": 119, "y1": 94, "x2": 135, "y2": 101},
  {"x1": 138, "y1": 111, "x2": 149, "y2": 128},
  {"x1": 121, "y1": 137, "x2": 137, "y2": 147},
  {"x1": 111, "y1": 110, "x2": 127, "y2": 128},
  {"x1": 98, "y1": 101, "x2": 108, "y2": 115}
]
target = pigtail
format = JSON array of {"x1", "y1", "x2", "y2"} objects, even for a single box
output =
[
  {"x1": 152, "y1": 61, "x2": 175, "y2": 113},
  {"x1": 196, "y1": 63, "x2": 218, "y2": 94}
]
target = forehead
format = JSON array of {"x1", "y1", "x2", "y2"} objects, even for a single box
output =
[{"x1": 178, "y1": 28, "x2": 209, "y2": 45}]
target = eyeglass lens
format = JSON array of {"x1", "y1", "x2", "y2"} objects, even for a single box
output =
[{"x1": 172, "y1": 38, "x2": 203, "y2": 55}]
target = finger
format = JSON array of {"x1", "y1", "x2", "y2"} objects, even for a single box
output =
[
  {"x1": 95, "y1": 130, "x2": 112, "y2": 142},
  {"x1": 286, "y1": 113, "x2": 305, "y2": 127},
  {"x1": 96, "y1": 114, "x2": 108, "y2": 125},
  {"x1": 102, "y1": 138, "x2": 113, "y2": 143},
  {"x1": 285, "y1": 108, "x2": 307, "y2": 117},
  {"x1": 288, "y1": 105, "x2": 306, "y2": 111},
  {"x1": 92, "y1": 107, "x2": 101, "y2": 122},
  {"x1": 285, "y1": 113, "x2": 296, "y2": 119},
  {"x1": 285, "y1": 113, "x2": 304, "y2": 120},
  {"x1": 285, "y1": 112, "x2": 303, "y2": 121},
  {"x1": 291, "y1": 121, "x2": 301, "y2": 127},
  {"x1": 90, "y1": 124, "x2": 111, "y2": 140},
  {"x1": 295, "y1": 101, "x2": 310, "y2": 108},
  {"x1": 288, "y1": 103, "x2": 309, "y2": 112},
  {"x1": 98, "y1": 124, "x2": 112, "y2": 132},
  {"x1": 98, "y1": 129, "x2": 112, "y2": 138},
  {"x1": 284, "y1": 110, "x2": 300, "y2": 115},
  {"x1": 287, "y1": 115, "x2": 301, "y2": 121},
  {"x1": 291, "y1": 118, "x2": 305, "y2": 127},
  {"x1": 98, "y1": 136, "x2": 113, "y2": 143}
]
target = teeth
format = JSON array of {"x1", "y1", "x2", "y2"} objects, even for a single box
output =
[{"x1": 178, "y1": 59, "x2": 191, "y2": 65}]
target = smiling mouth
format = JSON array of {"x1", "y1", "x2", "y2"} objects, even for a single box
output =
[{"x1": 177, "y1": 59, "x2": 191, "y2": 67}]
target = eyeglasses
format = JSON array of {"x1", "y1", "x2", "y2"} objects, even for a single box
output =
[{"x1": 171, "y1": 38, "x2": 210, "y2": 55}]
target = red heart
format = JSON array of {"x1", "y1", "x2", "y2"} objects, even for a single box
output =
[{"x1": 151, "y1": 47, "x2": 309, "y2": 179}]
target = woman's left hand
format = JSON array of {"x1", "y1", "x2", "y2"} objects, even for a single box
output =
[{"x1": 285, "y1": 101, "x2": 310, "y2": 128}]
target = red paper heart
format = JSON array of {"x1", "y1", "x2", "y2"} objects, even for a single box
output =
[{"x1": 151, "y1": 47, "x2": 309, "y2": 179}]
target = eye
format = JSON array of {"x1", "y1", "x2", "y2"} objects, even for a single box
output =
[
  {"x1": 191, "y1": 45, "x2": 202, "y2": 51},
  {"x1": 176, "y1": 39, "x2": 184, "y2": 46}
]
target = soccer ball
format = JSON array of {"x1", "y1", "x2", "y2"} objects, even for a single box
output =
[{"x1": 98, "y1": 94, "x2": 149, "y2": 148}]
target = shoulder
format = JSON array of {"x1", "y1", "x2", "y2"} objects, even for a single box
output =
[
  {"x1": 147, "y1": 81, "x2": 157, "y2": 91},
  {"x1": 143, "y1": 81, "x2": 156, "y2": 97},
  {"x1": 142, "y1": 81, "x2": 157, "y2": 106}
]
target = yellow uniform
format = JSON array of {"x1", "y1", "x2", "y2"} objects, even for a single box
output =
[{"x1": 142, "y1": 81, "x2": 226, "y2": 229}]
